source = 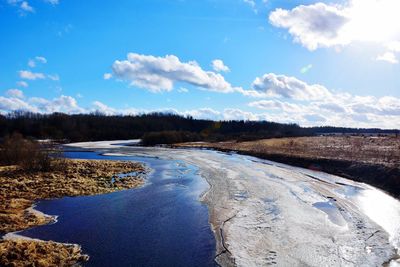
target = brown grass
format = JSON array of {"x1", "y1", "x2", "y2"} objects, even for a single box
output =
[
  {"x1": 0, "y1": 159, "x2": 146, "y2": 233},
  {"x1": 177, "y1": 136, "x2": 400, "y2": 168},
  {"x1": 0, "y1": 158, "x2": 146, "y2": 266},
  {"x1": 0, "y1": 239, "x2": 89, "y2": 267}
]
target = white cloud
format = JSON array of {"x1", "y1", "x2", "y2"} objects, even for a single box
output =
[
  {"x1": 18, "y1": 70, "x2": 60, "y2": 81},
  {"x1": 7, "y1": 0, "x2": 58, "y2": 15},
  {"x1": 19, "y1": 70, "x2": 46, "y2": 80},
  {"x1": 6, "y1": 89, "x2": 24, "y2": 99},
  {"x1": 300, "y1": 64, "x2": 313, "y2": 74},
  {"x1": 269, "y1": 3, "x2": 349, "y2": 50},
  {"x1": 16, "y1": 81, "x2": 28, "y2": 88},
  {"x1": 247, "y1": 74, "x2": 400, "y2": 128},
  {"x1": 35, "y1": 56, "x2": 47, "y2": 63},
  {"x1": 0, "y1": 96, "x2": 36, "y2": 113},
  {"x1": 386, "y1": 41, "x2": 400, "y2": 52},
  {"x1": 20, "y1": 1, "x2": 34, "y2": 13},
  {"x1": 29, "y1": 95, "x2": 85, "y2": 114},
  {"x1": 27, "y1": 56, "x2": 47, "y2": 68},
  {"x1": 269, "y1": 0, "x2": 400, "y2": 52},
  {"x1": 212, "y1": 59, "x2": 230, "y2": 72},
  {"x1": 376, "y1": 52, "x2": 398, "y2": 64},
  {"x1": 103, "y1": 73, "x2": 112, "y2": 80},
  {"x1": 111, "y1": 53, "x2": 236, "y2": 93},
  {"x1": 251, "y1": 73, "x2": 332, "y2": 100},
  {"x1": 249, "y1": 99, "x2": 306, "y2": 113},
  {"x1": 92, "y1": 101, "x2": 116, "y2": 115}
]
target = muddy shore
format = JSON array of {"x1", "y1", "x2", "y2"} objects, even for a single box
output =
[{"x1": 0, "y1": 159, "x2": 146, "y2": 266}]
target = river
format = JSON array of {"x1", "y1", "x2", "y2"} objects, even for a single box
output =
[{"x1": 18, "y1": 140, "x2": 400, "y2": 266}]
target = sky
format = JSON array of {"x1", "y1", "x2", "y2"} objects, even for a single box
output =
[{"x1": 1, "y1": 0, "x2": 400, "y2": 128}]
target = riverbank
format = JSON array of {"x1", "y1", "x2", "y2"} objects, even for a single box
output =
[
  {"x1": 175, "y1": 136, "x2": 400, "y2": 199},
  {"x1": 58, "y1": 140, "x2": 400, "y2": 266},
  {"x1": 0, "y1": 158, "x2": 146, "y2": 266}
]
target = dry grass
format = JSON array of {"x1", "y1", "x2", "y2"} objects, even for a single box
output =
[
  {"x1": 0, "y1": 159, "x2": 146, "y2": 233},
  {"x1": 0, "y1": 159, "x2": 146, "y2": 267},
  {"x1": 0, "y1": 239, "x2": 89, "y2": 267},
  {"x1": 178, "y1": 136, "x2": 400, "y2": 168}
]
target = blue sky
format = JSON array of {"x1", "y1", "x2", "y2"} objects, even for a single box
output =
[{"x1": 1, "y1": 0, "x2": 400, "y2": 128}]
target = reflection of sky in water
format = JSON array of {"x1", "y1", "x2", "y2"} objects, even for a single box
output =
[
  {"x1": 20, "y1": 151, "x2": 216, "y2": 267},
  {"x1": 356, "y1": 188, "x2": 400, "y2": 250},
  {"x1": 335, "y1": 184, "x2": 364, "y2": 198},
  {"x1": 312, "y1": 201, "x2": 347, "y2": 227}
]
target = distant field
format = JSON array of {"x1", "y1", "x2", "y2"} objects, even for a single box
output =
[{"x1": 178, "y1": 136, "x2": 400, "y2": 168}]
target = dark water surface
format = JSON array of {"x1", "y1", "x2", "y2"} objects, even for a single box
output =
[{"x1": 20, "y1": 151, "x2": 216, "y2": 267}]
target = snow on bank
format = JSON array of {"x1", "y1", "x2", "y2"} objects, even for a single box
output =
[
  {"x1": 66, "y1": 139, "x2": 140, "y2": 149},
  {"x1": 67, "y1": 142, "x2": 400, "y2": 267}
]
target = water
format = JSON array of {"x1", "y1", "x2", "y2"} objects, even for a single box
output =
[
  {"x1": 19, "y1": 151, "x2": 216, "y2": 267},
  {"x1": 312, "y1": 201, "x2": 347, "y2": 227}
]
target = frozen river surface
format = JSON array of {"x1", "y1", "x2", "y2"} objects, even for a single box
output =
[{"x1": 29, "y1": 140, "x2": 400, "y2": 266}]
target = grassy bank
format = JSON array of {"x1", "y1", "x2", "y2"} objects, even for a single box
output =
[
  {"x1": 176, "y1": 136, "x2": 400, "y2": 198},
  {"x1": 0, "y1": 158, "x2": 146, "y2": 266}
]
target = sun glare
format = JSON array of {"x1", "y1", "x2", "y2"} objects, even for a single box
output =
[{"x1": 344, "y1": 0, "x2": 400, "y2": 43}]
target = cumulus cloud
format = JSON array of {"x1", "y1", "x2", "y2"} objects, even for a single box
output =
[
  {"x1": 269, "y1": 2, "x2": 349, "y2": 50},
  {"x1": 92, "y1": 101, "x2": 117, "y2": 115},
  {"x1": 251, "y1": 73, "x2": 331, "y2": 100},
  {"x1": 247, "y1": 73, "x2": 400, "y2": 128},
  {"x1": 249, "y1": 99, "x2": 306, "y2": 113},
  {"x1": 6, "y1": 89, "x2": 24, "y2": 99},
  {"x1": 111, "y1": 53, "x2": 235, "y2": 93},
  {"x1": 0, "y1": 96, "x2": 36, "y2": 113},
  {"x1": 19, "y1": 70, "x2": 46, "y2": 80},
  {"x1": 376, "y1": 52, "x2": 398, "y2": 64},
  {"x1": 29, "y1": 95, "x2": 85, "y2": 114},
  {"x1": 212, "y1": 59, "x2": 230, "y2": 72},
  {"x1": 18, "y1": 70, "x2": 59, "y2": 81},
  {"x1": 269, "y1": 0, "x2": 400, "y2": 53}
]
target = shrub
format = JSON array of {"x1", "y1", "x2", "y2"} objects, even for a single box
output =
[{"x1": 0, "y1": 133, "x2": 65, "y2": 172}]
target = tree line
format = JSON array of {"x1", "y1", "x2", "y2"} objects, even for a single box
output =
[{"x1": 0, "y1": 112, "x2": 398, "y2": 144}]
